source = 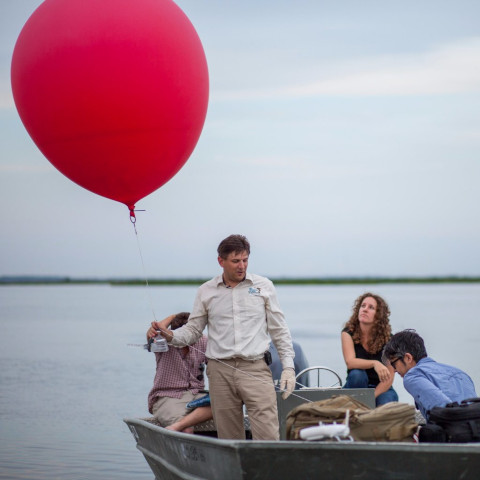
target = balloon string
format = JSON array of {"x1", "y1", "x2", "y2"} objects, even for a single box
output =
[
  {"x1": 129, "y1": 210, "x2": 313, "y2": 411},
  {"x1": 131, "y1": 215, "x2": 158, "y2": 322},
  {"x1": 157, "y1": 329, "x2": 314, "y2": 405}
]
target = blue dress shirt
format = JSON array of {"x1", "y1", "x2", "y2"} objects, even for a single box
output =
[{"x1": 403, "y1": 357, "x2": 477, "y2": 420}]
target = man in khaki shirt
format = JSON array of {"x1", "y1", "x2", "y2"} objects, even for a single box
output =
[{"x1": 158, "y1": 234, "x2": 296, "y2": 440}]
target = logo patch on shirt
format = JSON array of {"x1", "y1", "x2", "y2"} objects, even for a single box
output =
[{"x1": 248, "y1": 287, "x2": 261, "y2": 296}]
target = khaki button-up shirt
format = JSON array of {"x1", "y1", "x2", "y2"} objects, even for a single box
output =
[{"x1": 171, "y1": 273, "x2": 295, "y2": 370}]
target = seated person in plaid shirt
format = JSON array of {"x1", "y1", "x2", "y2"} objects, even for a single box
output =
[{"x1": 147, "y1": 312, "x2": 212, "y2": 433}]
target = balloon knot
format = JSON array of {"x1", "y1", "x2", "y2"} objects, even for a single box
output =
[{"x1": 128, "y1": 205, "x2": 136, "y2": 224}]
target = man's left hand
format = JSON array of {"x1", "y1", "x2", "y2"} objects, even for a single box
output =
[{"x1": 280, "y1": 368, "x2": 296, "y2": 400}]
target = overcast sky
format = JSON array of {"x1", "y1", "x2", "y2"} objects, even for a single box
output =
[{"x1": 1, "y1": 0, "x2": 479, "y2": 279}]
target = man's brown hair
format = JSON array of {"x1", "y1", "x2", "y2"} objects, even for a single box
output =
[
  {"x1": 171, "y1": 312, "x2": 190, "y2": 330},
  {"x1": 217, "y1": 234, "x2": 250, "y2": 259}
]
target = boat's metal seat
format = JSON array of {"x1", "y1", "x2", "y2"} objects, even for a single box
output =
[
  {"x1": 193, "y1": 418, "x2": 217, "y2": 432},
  {"x1": 144, "y1": 416, "x2": 217, "y2": 432},
  {"x1": 295, "y1": 366, "x2": 343, "y2": 389},
  {"x1": 143, "y1": 415, "x2": 251, "y2": 434}
]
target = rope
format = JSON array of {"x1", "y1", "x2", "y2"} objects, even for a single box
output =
[
  {"x1": 129, "y1": 210, "x2": 314, "y2": 435},
  {"x1": 130, "y1": 213, "x2": 205, "y2": 388},
  {"x1": 153, "y1": 325, "x2": 314, "y2": 405},
  {"x1": 130, "y1": 212, "x2": 157, "y2": 322}
]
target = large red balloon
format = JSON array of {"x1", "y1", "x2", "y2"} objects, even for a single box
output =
[{"x1": 11, "y1": 0, "x2": 209, "y2": 214}]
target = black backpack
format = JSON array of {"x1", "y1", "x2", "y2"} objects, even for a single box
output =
[{"x1": 419, "y1": 397, "x2": 480, "y2": 443}]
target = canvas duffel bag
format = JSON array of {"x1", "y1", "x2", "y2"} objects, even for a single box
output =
[
  {"x1": 353, "y1": 401, "x2": 418, "y2": 442},
  {"x1": 286, "y1": 394, "x2": 417, "y2": 442},
  {"x1": 285, "y1": 394, "x2": 369, "y2": 440},
  {"x1": 419, "y1": 397, "x2": 480, "y2": 443}
]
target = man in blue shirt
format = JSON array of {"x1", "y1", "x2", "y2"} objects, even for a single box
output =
[{"x1": 382, "y1": 329, "x2": 476, "y2": 420}]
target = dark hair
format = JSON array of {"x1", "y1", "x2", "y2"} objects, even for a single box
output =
[
  {"x1": 217, "y1": 234, "x2": 250, "y2": 259},
  {"x1": 170, "y1": 312, "x2": 190, "y2": 330},
  {"x1": 382, "y1": 329, "x2": 428, "y2": 363},
  {"x1": 344, "y1": 292, "x2": 392, "y2": 353}
]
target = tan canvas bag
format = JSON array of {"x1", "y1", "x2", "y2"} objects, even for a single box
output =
[{"x1": 286, "y1": 394, "x2": 418, "y2": 442}]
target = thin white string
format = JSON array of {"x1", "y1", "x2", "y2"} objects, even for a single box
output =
[
  {"x1": 132, "y1": 219, "x2": 157, "y2": 322},
  {"x1": 156, "y1": 325, "x2": 314, "y2": 405},
  {"x1": 131, "y1": 219, "x2": 204, "y2": 388},
  {"x1": 131, "y1": 218, "x2": 313, "y2": 406}
]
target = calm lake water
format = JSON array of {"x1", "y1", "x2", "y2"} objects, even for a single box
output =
[{"x1": 1, "y1": 283, "x2": 479, "y2": 479}]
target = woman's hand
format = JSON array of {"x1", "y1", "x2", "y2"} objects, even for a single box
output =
[{"x1": 373, "y1": 360, "x2": 391, "y2": 383}]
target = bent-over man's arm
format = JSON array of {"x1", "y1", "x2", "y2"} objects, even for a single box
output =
[{"x1": 404, "y1": 371, "x2": 452, "y2": 415}]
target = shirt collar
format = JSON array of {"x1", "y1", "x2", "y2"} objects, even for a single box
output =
[
  {"x1": 416, "y1": 357, "x2": 431, "y2": 366},
  {"x1": 215, "y1": 273, "x2": 253, "y2": 287}
]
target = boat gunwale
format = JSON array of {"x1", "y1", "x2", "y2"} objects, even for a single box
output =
[{"x1": 124, "y1": 417, "x2": 480, "y2": 453}]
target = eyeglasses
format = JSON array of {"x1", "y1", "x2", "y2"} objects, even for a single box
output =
[{"x1": 390, "y1": 356, "x2": 403, "y2": 371}]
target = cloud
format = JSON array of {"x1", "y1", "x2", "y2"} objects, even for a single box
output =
[{"x1": 214, "y1": 37, "x2": 480, "y2": 100}]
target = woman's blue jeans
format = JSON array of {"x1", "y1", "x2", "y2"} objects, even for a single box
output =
[{"x1": 344, "y1": 369, "x2": 398, "y2": 406}]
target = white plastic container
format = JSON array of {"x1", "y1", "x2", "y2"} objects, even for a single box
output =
[{"x1": 150, "y1": 335, "x2": 169, "y2": 353}]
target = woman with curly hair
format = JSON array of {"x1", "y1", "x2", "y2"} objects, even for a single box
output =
[{"x1": 341, "y1": 292, "x2": 398, "y2": 406}]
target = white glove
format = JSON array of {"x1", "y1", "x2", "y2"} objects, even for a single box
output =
[{"x1": 280, "y1": 368, "x2": 296, "y2": 400}]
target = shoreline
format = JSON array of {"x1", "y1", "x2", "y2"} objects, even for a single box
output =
[{"x1": 1, "y1": 276, "x2": 480, "y2": 286}]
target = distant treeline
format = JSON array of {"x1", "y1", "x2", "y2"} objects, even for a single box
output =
[{"x1": 1, "y1": 275, "x2": 480, "y2": 286}]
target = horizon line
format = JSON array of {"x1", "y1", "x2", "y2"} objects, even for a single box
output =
[{"x1": 1, "y1": 274, "x2": 480, "y2": 286}]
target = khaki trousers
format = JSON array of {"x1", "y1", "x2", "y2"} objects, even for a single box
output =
[
  {"x1": 207, "y1": 358, "x2": 279, "y2": 440},
  {"x1": 152, "y1": 391, "x2": 205, "y2": 427}
]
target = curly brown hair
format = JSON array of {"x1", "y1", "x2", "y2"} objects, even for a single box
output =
[{"x1": 343, "y1": 292, "x2": 392, "y2": 353}]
